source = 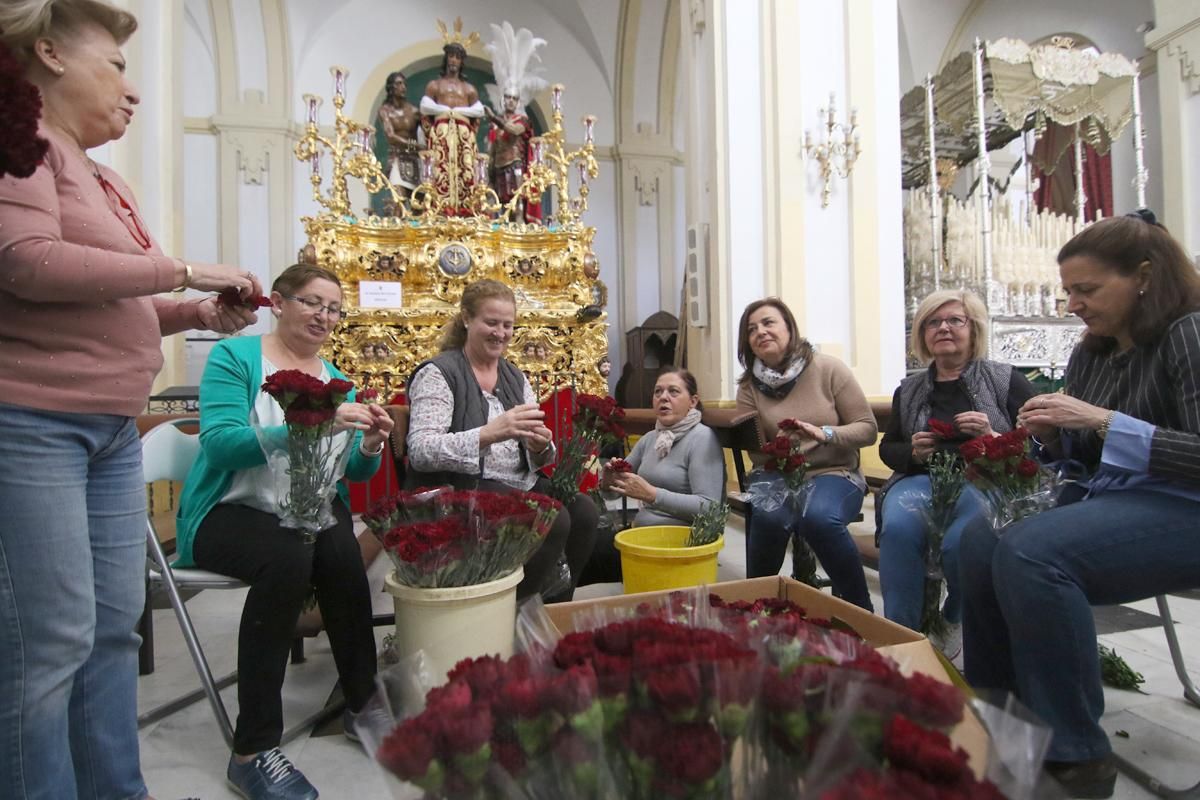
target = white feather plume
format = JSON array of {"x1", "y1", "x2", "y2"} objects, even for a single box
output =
[{"x1": 484, "y1": 21, "x2": 548, "y2": 110}]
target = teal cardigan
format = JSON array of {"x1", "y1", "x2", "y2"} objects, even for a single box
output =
[{"x1": 173, "y1": 335, "x2": 381, "y2": 567}]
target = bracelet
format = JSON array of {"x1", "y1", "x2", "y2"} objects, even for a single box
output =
[
  {"x1": 173, "y1": 262, "x2": 193, "y2": 293},
  {"x1": 1097, "y1": 410, "x2": 1116, "y2": 440},
  {"x1": 359, "y1": 439, "x2": 385, "y2": 457}
]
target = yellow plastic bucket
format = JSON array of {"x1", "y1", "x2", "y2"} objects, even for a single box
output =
[{"x1": 613, "y1": 525, "x2": 724, "y2": 594}]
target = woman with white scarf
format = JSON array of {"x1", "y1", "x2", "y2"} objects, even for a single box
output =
[
  {"x1": 736, "y1": 298, "x2": 878, "y2": 610},
  {"x1": 580, "y1": 368, "x2": 726, "y2": 583}
]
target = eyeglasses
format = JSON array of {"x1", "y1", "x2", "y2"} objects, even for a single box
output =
[
  {"x1": 923, "y1": 315, "x2": 968, "y2": 331},
  {"x1": 282, "y1": 294, "x2": 347, "y2": 321},
  {"x1": 93, "y1": 168, "x2": 152, "y2": 251}
]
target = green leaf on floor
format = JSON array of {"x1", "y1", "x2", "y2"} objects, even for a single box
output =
[{"x1": 1099, "y1": 644, "x2": 1145, "y2": 692}]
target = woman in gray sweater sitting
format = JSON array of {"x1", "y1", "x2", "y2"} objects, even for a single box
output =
[{"x1": 580, "y1": 368, "x2": 726, "y2": 583}]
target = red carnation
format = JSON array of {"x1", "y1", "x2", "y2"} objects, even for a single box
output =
[
  {"x1": 778, "y1": 418, "x2": 802, "y2": 432},
  {"x1": 1015, "y1": 458, "x2": 1040, "y2": 478},
  {"x1": 439, "y1": 702, "x2": 493, "y2": 756},
  {"x1": 927, "y1": 418, "x2": 957, "y2": 438},
  {"x1": 958, "y1": 437, "x2": 987, "y2": 462},
  {"x1": 608, "y1": 458, "x2": 634, "y2": 473},
  {"x1": 217, "y1": 287, "x2": 273, "y2": 308},
  {"x1": 377, "y1": 725, "x2": 439, "y2": 783}
]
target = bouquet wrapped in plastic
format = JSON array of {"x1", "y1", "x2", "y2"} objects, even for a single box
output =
[
  {"x1": 363, "y1": 488, "x2": 562, "y2": 588},
  {"x1": 745, "y1": 420, "x2": 819, "y2": 585},
  {"x1": 958, "y1": 428, "x2": 1058, "y2": 533},
  {"x1": 896, "y1": 445, "x2": 966, "y2": 639},
  {"x1": 352, "y1": 585, "x2": 1051, "y2": 799},
  {"x1": 256, "y1": 369, "x2": 355, "y2": 539}
]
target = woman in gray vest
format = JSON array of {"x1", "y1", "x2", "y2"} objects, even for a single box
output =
[
  {"x1": 876, "y1": 289, "x2": 1036, "y2": 658},
  {"x1": 406, "y1": 279, "x2": 597, "y2": 601}
]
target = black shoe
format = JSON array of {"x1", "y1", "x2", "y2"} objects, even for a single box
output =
[{"x1": 1045, "y1": 757, "x2": 1117, "y2": 799}]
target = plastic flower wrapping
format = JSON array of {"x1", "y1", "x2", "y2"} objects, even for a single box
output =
[
  {"x1": 745, "y1": 420, "x2": 819, "y2": 586},
  {"x1": 897, "y1": 447, "x2": 966, "y2": 640},
  {"x1": 958, "y1": 428, "x2": 1058, "y2": 533},
  {"x1": 350, "y1": 587, "x2": 1050, "y2": 799},
  {"x1": 256, "y1": 369, "x2": 356, "y2": 539},
  {"x1": 363, "y1": 488, "x2": 562, "y2": 588}
]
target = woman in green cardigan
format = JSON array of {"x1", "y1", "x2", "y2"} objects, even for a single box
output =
[{"x1": 176, "y1": 264, "x2": 392, "y2": 800}]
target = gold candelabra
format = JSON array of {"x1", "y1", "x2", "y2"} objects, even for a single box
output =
[
  {"x1": 803, "y1": 92, "x2": 861, "y2": 208},
  {"x1": 507, "y1": 84, "x2": 599, "y2": 226},
  {"x1": 295, "y1": 65, "x2": 402, "y2": 218}
]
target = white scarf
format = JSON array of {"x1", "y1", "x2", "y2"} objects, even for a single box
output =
[{"x1": 654, "y1": 408, "x2": 702, "y2": 459}]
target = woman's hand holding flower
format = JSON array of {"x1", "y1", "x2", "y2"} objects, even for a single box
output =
[
  {"x1": 610, "y1": 471, "x2": 657, "y2": 504},
  {"x1": 196, "y1": 295, "x2": 257, "y2": 333},
  {"x1": 360, "y1": 403, "x2": 395, "y2": 452},
  {"x1": 953, "y1": 411, "x2": 994, "y2": 438},
  {"x1": 1017, "y1": 394, "x2": 1109, "y2": 437},
  {"x1": 334, "y1": 402, "x2": 376, "y2": 434},
  {"x1": 910, "y1": 431, "x2": 938, "y2": 463},
  {"x1": 480, "y1": 403, "x2": 547, "y2": 448}
]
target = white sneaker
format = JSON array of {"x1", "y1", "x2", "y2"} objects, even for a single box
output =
[{"x1": 930, "y1": 622, "x2": 963, "y2": 664}]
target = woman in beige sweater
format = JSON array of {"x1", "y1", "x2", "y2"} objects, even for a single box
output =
[{"x1": 736, "y1": 298, "x2": 878, "y2": 609}]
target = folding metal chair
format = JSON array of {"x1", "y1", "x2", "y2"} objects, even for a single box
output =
[
  {"x1": 1110, "y1": 594, "x2": 1200, "y2": 798},
  {"x1": 137, "y1": 418, "x2": 339, "y2": 748}
]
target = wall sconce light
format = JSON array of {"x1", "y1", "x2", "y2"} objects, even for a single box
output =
[{"x1": 803, "y1": 92, "x2": 861, "y2": 208}]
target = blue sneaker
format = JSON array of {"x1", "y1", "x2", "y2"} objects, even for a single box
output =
[{"x1": 227, "y1": 748, "x2": 319, "y2": 799}]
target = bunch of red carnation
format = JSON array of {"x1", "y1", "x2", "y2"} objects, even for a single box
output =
[
  {"x1": 369, "y1": 592, "x2": 1006, "y2": 799},
  {"x1": 257, "y1": 370, "x2": 355, "y2": 536},
  {"x1": 760, "y1": 434, "x2": 808, "y2": 490},
  {"x1": 0, "y1": 36, "x2": 49, "y2": 179},
  {"x1": 820, "y1": 715, "x2": 1005, "y2": 800},
  {"x1": 364, "y1": 488, "x2": 561, "y2": 588},
  {"x1": 959, "y1": 428, "x2": 1053, "y2": 530},
  {"x1": 548, "y1": 394, "x2": 627, "y2": 504},
  {"x1": 261, "y1": 369, "x2": 353, "y2": 428}
]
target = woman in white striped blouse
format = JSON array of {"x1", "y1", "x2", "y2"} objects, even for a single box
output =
[{"x1": 959, "y1": 211, "x2": 1200, "y2": 799}]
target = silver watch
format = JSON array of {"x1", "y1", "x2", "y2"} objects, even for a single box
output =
[{"x1": 821, "y1": 425, "x2": 835, "y2": 444}]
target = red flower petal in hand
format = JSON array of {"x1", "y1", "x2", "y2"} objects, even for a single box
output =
[
  {"x1": 927, "y1": 418, "x2": 956, "y2": 439},
  {"x1": 778, "y1": 418, "x2": 802, "y2": 432},
  {"x1": 217, "y1": 287, "x2": 273, "y2": 308},
  {"x1": 608, "y1": 458, "x2": 634, "y2": 473}
]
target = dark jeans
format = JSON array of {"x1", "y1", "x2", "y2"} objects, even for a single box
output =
[
  {"x1": 193, "y1": 499, "x2": 377, "y2": 756},
  {"x1": 960, "y1": 488, "x2": 1200, "y2": 761},
  {"x1": 578, "y1": 507, "x2": 622, "y2": 586},
  {"x1": 746, "y1": 474, "x2": 873, "y2": 611},
  {"x1": 476, "y1": 477, "x2": 597, "y2": 602}
]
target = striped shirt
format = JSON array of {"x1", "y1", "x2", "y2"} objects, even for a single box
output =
[{"x1": 1063, "y1": 311, "x2": 1200, "y2": 494}]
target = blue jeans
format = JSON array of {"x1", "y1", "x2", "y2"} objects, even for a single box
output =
[
  {"x1": 960, "y1": 488, "x2": 1200, "y2": 762},
  {"x1": 0, "y1": 403, "x2": 148, "y2": 799},
  {"x1": 879, "y1": 475, "x2": 987, "y2": 629},
  {"x1": 746, "y1": 474, "x2": 872, "y2": 610}
]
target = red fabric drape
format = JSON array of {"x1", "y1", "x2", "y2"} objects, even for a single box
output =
[{"x1": 1032, "y1": 122, "x2": 1112, "y2": 222}]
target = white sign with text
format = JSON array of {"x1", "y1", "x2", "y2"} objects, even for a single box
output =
[{"x1": 358, "y1": 281, "x2": 403, "y2": 309}]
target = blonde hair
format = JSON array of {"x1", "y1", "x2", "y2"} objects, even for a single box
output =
[
  {"x1": 910, "y1": 289, "x2": 989, "y2": 363},
  {"x1": 0, "y1": 0, "x2": 137, "y2": 63},
  {"x1": 439, "y1": 279, "x2": 516, "y2": 351}
]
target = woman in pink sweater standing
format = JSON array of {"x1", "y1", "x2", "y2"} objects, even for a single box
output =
[
  {"x1": 736, "y1": 297, "x2": 878, "y2": 610},
  {"x1": 0, "y1": 2, "x2": 261, "y2": 798}
]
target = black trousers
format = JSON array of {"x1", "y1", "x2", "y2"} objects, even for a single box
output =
[
  {"x1": 473, "y1": 477, "x2": 598, "y2": 601},
  {"x1": 193, "y1": 499, "x2": 377, "y2": 755}
]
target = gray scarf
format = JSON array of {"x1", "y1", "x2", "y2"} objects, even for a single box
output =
[
  {"x1": 654, "y1": 408, "x2": 702, "y2": 459},
  {"x1": 751, "y1": 356, "x2": 808, "y2": 399}
]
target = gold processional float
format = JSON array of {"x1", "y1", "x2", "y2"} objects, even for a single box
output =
[{"x1": 293, "y1": 20, "x2": 608, "y2": 401}]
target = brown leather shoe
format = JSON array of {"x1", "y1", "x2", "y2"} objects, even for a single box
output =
[{"x1": 1045, "y1": 757, "x2": 1117, "y2": 799}]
